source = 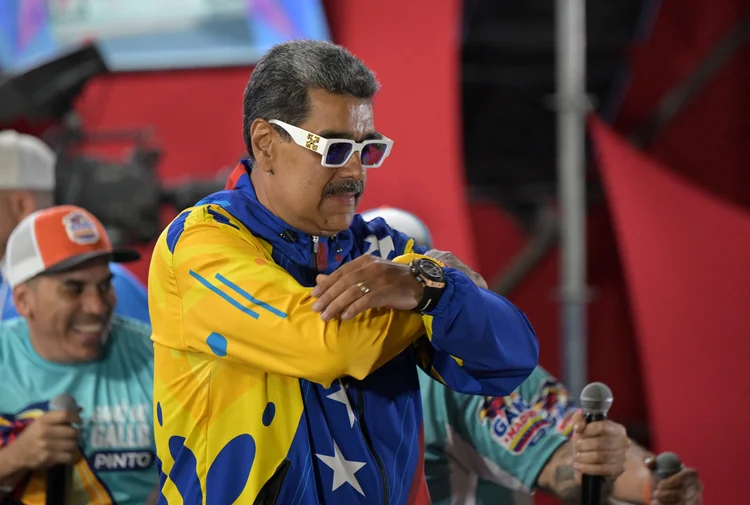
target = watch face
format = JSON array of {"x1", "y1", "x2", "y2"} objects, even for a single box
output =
[{"x1": 419, "y1": 259, "x2": 443, "y2": 279}]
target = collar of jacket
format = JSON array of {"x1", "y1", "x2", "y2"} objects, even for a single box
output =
[{"x1": 207, "y1": 159, "x2": 355, "y2": 270}]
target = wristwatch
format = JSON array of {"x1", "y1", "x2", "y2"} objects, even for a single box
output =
[{"x1": 410, "y1": 258, "x2": 447, "y2": 312}]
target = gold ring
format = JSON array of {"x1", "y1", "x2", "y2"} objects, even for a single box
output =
[{"x1": 357, "y1": 282, "x2": 370, "y2": 294}]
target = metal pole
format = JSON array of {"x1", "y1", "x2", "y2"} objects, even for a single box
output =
[{"x1": 555, "y1": 0, "x2": 589, "y2": 398}]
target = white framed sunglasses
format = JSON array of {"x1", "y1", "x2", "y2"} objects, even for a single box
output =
[{"x1": 268, "y1": 119, "x2": 394, "y2": 168}]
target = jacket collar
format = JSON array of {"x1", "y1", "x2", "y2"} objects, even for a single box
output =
[{"x1": 208, "y1": 160, "x2": 355, "y2": 270}]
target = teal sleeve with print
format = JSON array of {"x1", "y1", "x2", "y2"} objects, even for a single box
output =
[{"x1": 421, "y1": 366, "x2": 577, "y2": 505}]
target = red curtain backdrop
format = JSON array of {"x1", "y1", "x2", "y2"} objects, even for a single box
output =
[{"x1": 591, "y1": 116, "x2": 750, "y2": 504}]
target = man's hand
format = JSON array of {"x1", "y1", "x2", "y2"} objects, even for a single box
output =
[
  {"x1": 645, "y1": 458, "x2": 702, "y2": 505},
  {"x1": 10, "y1": 410, "x2": 82, "y2": 470},
  {"x1": 425, "y1": 249, "x2": 488, "y2": 289},
  {"x1": 571, "y1": 411, "x2": 629, "y2": 482},
  {"x1": 311, "y1": 255, "x2": 424, "y2": 321}
]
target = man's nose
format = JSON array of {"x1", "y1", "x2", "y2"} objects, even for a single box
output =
[
  {"x1": 81, "y1": 291, "x2": 109, "y2": 315},
  {"x1": 337, "y1": 150, "x2": 366, "y2": 181}
]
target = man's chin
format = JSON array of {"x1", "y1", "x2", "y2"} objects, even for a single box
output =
[
  {"x1": 320, "y1": 213, "x2": 357, "y2": 236},
  {"x1": 67, "y1": 331, "x2": 106, "y2": 361}
]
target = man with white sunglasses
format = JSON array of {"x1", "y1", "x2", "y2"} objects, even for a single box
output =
[{"x1": 149, "y1": 40, "x2": 539, "y2": 504}]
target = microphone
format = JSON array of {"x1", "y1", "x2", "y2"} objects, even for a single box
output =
[
  {"x1": 579, "y1": 382, "x2": 614, "y2": 505},
  {"x1": 653, "y1": 451, "x2": 683, "y2": 485},
  {"x1": 46, "y1": 394, "x2": 78, "y2": 505}
]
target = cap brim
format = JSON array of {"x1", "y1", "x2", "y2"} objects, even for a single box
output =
[{"x1": 42, "y1": 248, "x2": 141, "y2": 276}]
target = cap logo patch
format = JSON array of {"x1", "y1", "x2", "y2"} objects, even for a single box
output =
[{"x1": 62, "y1": 211, "x2": 100, "y2": 245}]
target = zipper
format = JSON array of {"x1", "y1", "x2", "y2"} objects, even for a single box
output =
[
  {"x1": 356, "y1": 385, "x2": 389, "y2": 505},
  {"x1": 312, "y1": 235, "x2": 329, "y2": 272},
  {"x1": 312, "y1": 235, "x2": 319, "y2": 270}
]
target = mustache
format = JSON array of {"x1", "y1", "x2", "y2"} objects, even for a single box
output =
[{"x1": 323, "y1": 179, "x2": 364, "y2": 198}]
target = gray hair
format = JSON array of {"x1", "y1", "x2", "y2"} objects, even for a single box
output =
[{"x1": 242, "y1": 40, "x2": 380, "y2": 158}]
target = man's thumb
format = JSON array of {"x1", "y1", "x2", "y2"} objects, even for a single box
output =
[{"x1": 644, "y1": 457, "x2": 656, "y2": 470}]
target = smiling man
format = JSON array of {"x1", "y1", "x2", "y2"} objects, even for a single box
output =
[
  {"x1": 0, "y1": 205, "x2": 156, "y2": 505},
  {"x1": 149, "y1": 40, "x2": 539, "y2": 504}
]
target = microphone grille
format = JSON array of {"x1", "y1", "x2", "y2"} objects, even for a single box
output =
[
  {"x1": 579, "y1": 382, "x2": 613, "y2": 415},
  {"x1": 49, "y1": 394, "x2": 78, "y2": 412},
  {"x1": 654, "y1": 452, "x2": 683, "y2": 479}
]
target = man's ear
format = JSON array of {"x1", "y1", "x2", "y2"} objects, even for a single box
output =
[
  {"x1": 12, "y1": 283, "x2": 33, "y2": 318},
  {"x1": 7, "y1": 191, "x2": 37, "y2": 221},
  {"x1": 250, "y1": 119, "x2": 277, "y2": 173}
]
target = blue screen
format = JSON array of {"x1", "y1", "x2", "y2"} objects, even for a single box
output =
[{"x1": 0, "y1": 0, "x2": 331, "y2": 72}]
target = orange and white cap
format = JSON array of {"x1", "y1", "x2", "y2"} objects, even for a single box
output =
[{"x1": 5, "y1": 205, "x2": 140, "y2": 288}]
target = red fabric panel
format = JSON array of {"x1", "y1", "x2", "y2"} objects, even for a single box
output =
[
  {"x1": 591, "y1": 116, "x2": 750, "y2": 504},
  {"x1": 615, "y1": 0, "x2": 750, "y2": 208}
]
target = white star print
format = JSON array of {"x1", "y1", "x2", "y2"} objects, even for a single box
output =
[
  {"x1": 364, "y1": 234, "x2": 395, "y2": 259},
  {"x1": 316, "y1": 441, "x2": 367, "y2": 496},
  {"x1": 327, "y1": 380, "x2": 356, "y2": 427}
]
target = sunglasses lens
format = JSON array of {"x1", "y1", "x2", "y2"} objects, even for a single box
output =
[
  {"x1": 325, "y1": 142, "x2": 354, "y2": 166},
  {"x1": 361, "y1": 143, "x2": 388, "y2": 167}
]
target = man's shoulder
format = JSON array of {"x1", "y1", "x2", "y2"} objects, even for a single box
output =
[
  {"x1": 0, "y1": 318, "x2": 29, "y2": 359},
  {"x1": 350, "y1": 213, "x2": 417, "y2": 259},
  {"x1": 160, "y1": 203, "x2": 263, "y2": 255}
]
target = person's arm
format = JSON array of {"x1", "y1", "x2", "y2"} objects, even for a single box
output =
[
  {"x1": 0, "y1": 444, "x2": 26, "y2": 498},
  {"x1": 421, "y1": 367, "x2": 571, "y2": 497},
  {"x1": 609, "y1": 443, "x2": 654, "y2": 503},
  {"x1": 609, "y1": 443, "x2": 703, "y2": 505},
  {"x1": 0, "y1": 410, "x2": 81, "y2": 499},
  {"x1": 407, "y1": 247, "x2": 539, "y2": 397},
  {"x1": 151, "y1": 206, "x2": 426, "y2": 388}
]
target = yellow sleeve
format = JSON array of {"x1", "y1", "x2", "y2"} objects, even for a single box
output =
[{"x1": 149, "y1": 206, "x2": 426, "y2": 388}]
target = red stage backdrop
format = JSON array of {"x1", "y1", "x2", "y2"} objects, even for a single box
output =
[{"x1": 591, "y1": 116, "x2": 750, "y2": 504}]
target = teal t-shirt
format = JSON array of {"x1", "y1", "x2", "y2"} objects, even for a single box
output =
[
  {"x1": 421, "y1": 366, "x2": 576, "y2": 505},
  {"x1": 0, "y1": 316, "x2": 157, "y2": 505}
]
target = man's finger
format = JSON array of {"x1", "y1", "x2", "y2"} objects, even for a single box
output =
[
  {"x1": 42, "y1": 410, "x2": 81, "y2": 425},
  {"x1": 48, "y1": 438, "x2": 79, "y2": 452},
  {"x1": 320, "y1": 283, "x2": 370, "y2": 321},
  {"x1": 341, "y1": 294, "x2": 381, "y2": 320},
  {"x1": 570, "y1": 411, "x2": 585, "y2": 434},
  {"x1": 574, "y1": 450, "x2": 626, "y2": 465},
  {"x1": 652, "y1": 488, "x2": 691, "y2": 504},
  {"x1": 312, "y1": 255, "x2": 371, "y2": 298},
  {"x1": 46, "y1": 425, "x2": 80, "y2": 441},
  {"x1": 656, "y1": 469, "x2": 699, "y2": 490},
  {"x1": 313, "y1": 269, "x2": 367, "y2": 313},
  {"x1": 471, "y1": 274, "x2": 489, "y2": 290},
  {"x1": 580, "y1": 420, "x2": 626, "y2": 438},
  {"x1": 576, "y1": 437, "x2": 627, "y2": 453},
  {"x1": 573, "y1": 462, "x2": 623, "y2": 477}
]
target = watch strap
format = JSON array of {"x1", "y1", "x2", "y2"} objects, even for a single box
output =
[{"x1": 411, "y1": 259, "x2": 446, "y2": 313}]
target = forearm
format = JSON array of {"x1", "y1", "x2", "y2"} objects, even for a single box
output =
[
  {"x1": 0, "y1": 444, "x2": 26, "y2": 497},
  {"x1": 536, "y1": 441, "x2": 615, "y2": 504},
  {"x1": 610, "y1": 442, "x2": 655, "y2": 504},
  {"x1": 425, "y1": 270, "x2": 539, "y2": 394}
]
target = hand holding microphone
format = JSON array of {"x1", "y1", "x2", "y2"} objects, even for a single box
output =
[
  {"x1": 645, "y1": 452, "x2": 703, "y2": 505},
  {"x1": 573, "y1": 382, "x2": 629, "y2": 505},
  {"x1": 10, "y1": 394, "x2": 81, "y2": 471},
  {"x1": 45, "y1": 394, "x2": 81, "y2": 505}
]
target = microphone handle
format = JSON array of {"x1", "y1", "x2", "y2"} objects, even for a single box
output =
[
  {"x1": 581, "y1": 412, "x2": 607, "y2": 505},
  {"x1": 46, "y1": 394, "x2": 77, "y2": 505},
  {"x1": 46, "y1": 465, "x2": 69, "y2": 505}
]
